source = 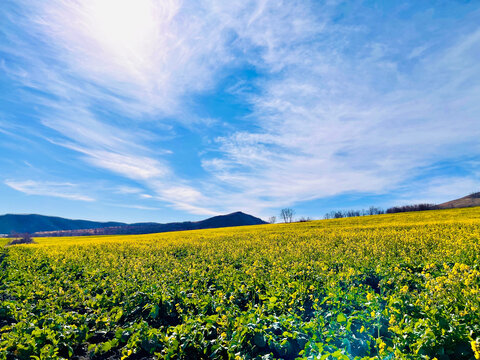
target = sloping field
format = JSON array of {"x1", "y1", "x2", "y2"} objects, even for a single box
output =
[
  {"x1": 1, "y1": 208, "x2": 480, "y2": 359},
  {"x1": 438, "y1": 193, "x2": 480, "y2": 210}
]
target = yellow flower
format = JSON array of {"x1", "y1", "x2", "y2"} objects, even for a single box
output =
[
  {"x1": 378, "y1": 341, "x2": 386, "y2": 355},
  {"x1": 471, "y1": 340, "x2": 480, "y2": 360}
]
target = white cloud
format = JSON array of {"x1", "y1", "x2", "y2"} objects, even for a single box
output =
[
  {"x1": 115, "y1": 186, "x2": 144, "y2": 195},
  {"x1": 85, "y1": 151, "x2": 167, "y2": 180},
  {"x1": 40, "y1": 108, "x2": 171, "y2": 181},
  {"x1": 1, "y1": 0, "x2": 236, "y2": 214},
  {"x1": 2, "y1": 0, "x2": 479, "y2": 217},
  {"x1": 114, "y1": 203, "x2": 162, "y2": 211},
  {"x1": 164, "y1": 201, "x2": 218, "y2": 216},
  {"x1": 196, "y1": 2, "x2": 480, "y2": 214},
  {"x1": 5, "y1": 180, "x2": 94, "y2": 202},
  {"x1": 16, "y1": 0, "x2": 234, "y2": 117},
  {"x1": 391, "y1": 177, "x2": 480, "y2": 206}
]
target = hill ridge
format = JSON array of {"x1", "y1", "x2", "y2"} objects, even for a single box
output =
[
  {"x1": 0, "y1": 212, "x2": 266, "y2": 236},
  {"x1": 437, "y1": 192, "x2": 480, "y2": 209}
]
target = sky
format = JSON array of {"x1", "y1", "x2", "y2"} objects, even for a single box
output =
[{"x1": 1, "y1": 0, "x2": 479, "y2": 223}]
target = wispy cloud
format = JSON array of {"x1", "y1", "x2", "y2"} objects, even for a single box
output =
[
  {"x1": 115, "y1": 186, "x2": 144, "y2": 195},
  {"x1": 113, "y1": 203, "x2": 162, "y2": 211},
  {"x1": 197, "y1": 2, "x2": 480, "y2": 214},
  {"x1": 390, "y1": 176, "x2": 480, "y2": 207},
  {"x1": 3, "y1": 0, "x2": 233, "y2": 117},
  {"x1": 1, "y1": 1, "x2": 479, "y2": 217},
  {"x1": 0, "y1": 0, "x2": 234, "y2": 213},
  {"x1": 5, "y1": 180, "x2": 94, "y2": 202}
]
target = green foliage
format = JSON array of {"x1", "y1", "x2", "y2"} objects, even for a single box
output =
[{"x1": 0, "y1": 208, "x2": 479, "y2": 359}]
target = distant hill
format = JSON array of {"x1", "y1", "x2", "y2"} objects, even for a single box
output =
[
  {"x1": 0, "y1": 214, "x2": 125, "y2": 235},
  {"x1": 0, "y1": 212, "x2": 266, "y2": 237},
  {"x1": 437, "y1": 192, "x2": 480, "y2": 209}
]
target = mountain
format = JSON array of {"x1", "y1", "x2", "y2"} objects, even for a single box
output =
[
  {"x1": 437, "y1": 192, "x2": 480, "y2": 209},
  {"x1": 0, "y1": 214, "x2": 125, "y2": 235},
  {"x1": 190, "y1": 211, "x2": 267, "y2": 229},
  {"x1": 0, "y1": 212, "x2": 267, "y2": 236}
]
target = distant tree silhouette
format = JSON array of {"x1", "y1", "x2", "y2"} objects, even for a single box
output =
[
  {"x1": 386, "y1": 203, "x2": 438, "y2": 213},
  {"x1": 368, "y1": 206, "x2": 384, "y2": 215},
  {"x1": 268, "y1": 216, "x2": 276, "y2": 224},
  {"x1": 324, "y1": 207, "x2": 384, "y2": 219},
  {"x1": 8, "y1": 232, "x2": 34, "y2": 245},
  {"x1": 280, "y1": 208, "x2": 295, "y2": 223}
]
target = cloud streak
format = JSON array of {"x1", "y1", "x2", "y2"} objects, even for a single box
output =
[
  {"x1": 0, "y1": 0, "x2": 236, "y2": 214},
  {"x1": 11, "y1": 0, "x2": 234, "y2": 117},
  {"x1": 5, "y1": 180, "x2": 94, "y2": 202},
  {"x1": 198, "y1": 1, "x2": 480, "y2": 214},
  {"x1": 1, "y1": 1, "x2": 479, "y2": 218}
]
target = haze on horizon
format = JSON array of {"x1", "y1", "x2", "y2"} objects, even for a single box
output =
[{"x1": 0, "y1": 1, "x2": 479, "y2": 223}]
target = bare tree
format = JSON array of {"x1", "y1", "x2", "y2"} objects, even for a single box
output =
[
  {"x1": 368, "y1": 206, "x2": 385, "y2": 215},
  {"x1": 324, "y1": 206, "x2": 386, "y2": 219},
  {"x1": 280, "y1": 208, "x2": 295, "y2": 223},
  {"x1": 268, "y1": 216, "x2": 276, "y2": 224},
  {"x1": 7, "y1": 232, "x2": 34, "y2": 245}
]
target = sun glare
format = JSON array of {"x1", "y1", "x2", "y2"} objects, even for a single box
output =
[{"x1": 85, "y1": 0, "x2": 157, "y2": 60}]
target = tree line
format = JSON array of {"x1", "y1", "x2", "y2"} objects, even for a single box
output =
[
  {"x1": 324, "y1": 206, "x2": 385, "y2": 219},
  {"x1": 385, "y1": 203, "x2": 438, "y2": 213},
  {"x1": 271, "y1": 201, "x2": 449, "y2": 223},
  {"x1": 324, "y1": 203, "x2": 442, "y2": 219}
]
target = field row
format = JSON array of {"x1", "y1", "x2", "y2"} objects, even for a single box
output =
[{"x1": 1, "y1": 208, "x2": 480, "y2": 359}]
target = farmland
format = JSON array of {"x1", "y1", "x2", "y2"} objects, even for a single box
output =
[{"x1": 1, "y1": 208, "x2": 480, "y2": 359}]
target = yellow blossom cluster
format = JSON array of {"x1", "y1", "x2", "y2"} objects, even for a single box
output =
[{"x1": 0, "y1": 206, "x2": 479, "y2": 359}]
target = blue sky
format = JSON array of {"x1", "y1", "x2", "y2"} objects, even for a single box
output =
[{"x1": 1, "y1": 0, "x2": 479, "y2": 223}]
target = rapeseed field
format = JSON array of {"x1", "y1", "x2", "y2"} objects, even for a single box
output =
[{"x1": 1, "y1": 208, "x2": 479, "y2": 359}]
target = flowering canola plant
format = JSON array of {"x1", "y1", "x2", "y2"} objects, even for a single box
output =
[{"x1": 1, "y1": 207, "x2": 479, "y2": 359}]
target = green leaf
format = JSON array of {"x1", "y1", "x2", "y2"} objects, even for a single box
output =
[{"x1": 336, "y1": 313, "x2": 347, "y2": 323}]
